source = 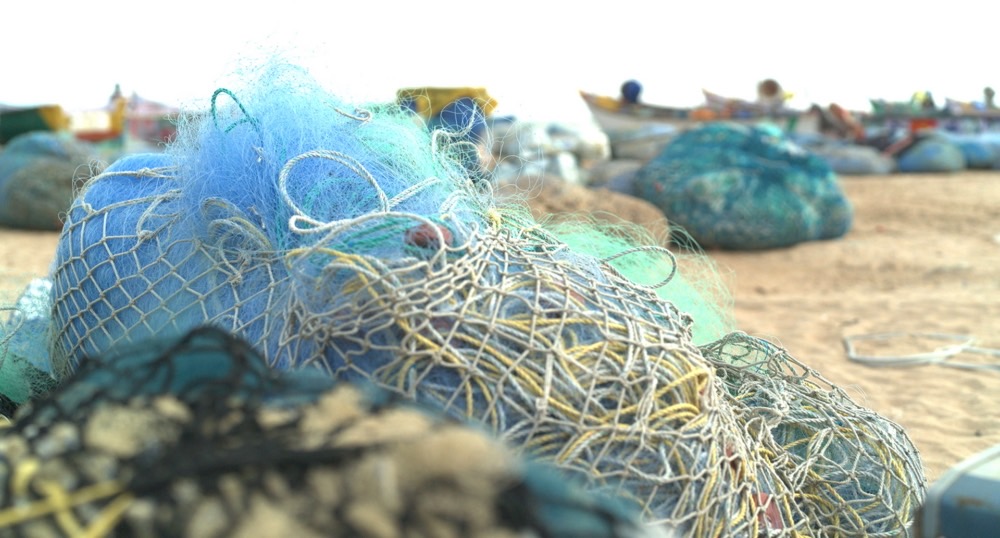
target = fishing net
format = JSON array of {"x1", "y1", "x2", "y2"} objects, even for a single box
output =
[
  {"x1": 805, "y1": 142, "x2": 896, "y2": 175},
  {"x1": 633, "y1": 123, "x2": 853, "y2": 250},
  {"x1": 0, "y1": 326, "x2": 658, "y2": 537},
  {"x1": 950, "y1": 136, "x2": 997, "y2": 170},
  {"x1": 20, "y1": 62, "x2": 923, "y2": 535},
  {"x1": 0, "y1": 131, "x2": 99, "y2": 230},
  {"x1": 539, "y1": 215, "x2": 735, "y2": 346},
  {"x1": 0, "y1": 278, "x2": 58, "y2": 407},
  {"x1": 895, "y1": 134, "x2": 966, "y2": 173},
  {"x1": 703, "y1": 333, "x2": 926, "y2": 536}
]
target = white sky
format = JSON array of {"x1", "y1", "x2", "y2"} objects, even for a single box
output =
[{"x1": 2, "y1": 1, "x2": 996, "y2": 125}]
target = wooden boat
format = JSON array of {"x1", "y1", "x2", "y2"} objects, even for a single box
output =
[
  {"x1": 1, "y1": 90, "x2": 177, "y2": 149},
  {"x1": 579, "y1": 89, "x2": 802, "y2": 136},
  {"x1": 862, "y1": 96, "x2": 1000, "y2": 134},
  {"x1": 72, "y1": 93, "x2": 179, "y2": 147},
  {"x1": 578, "y1": 90, "x2": 692, "y2": 133},
  {"x1": 0, "y1": 104, "x2": 70, "y2": 144}
]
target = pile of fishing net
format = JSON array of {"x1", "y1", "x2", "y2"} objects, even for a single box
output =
[
  {"x1": 633, "y1": 123, "x2": 853, "y2": 250},
  {"x1": 0, "y1": 131, "x2": 99, "y2": 230},
  {"x1": 895, "y1": 133, "x2": 966, "y2": 173},
  {"x1": 938, "y1": 132, "x2": 998, "y2": 170},
  {"x1": 0, "y1": 62, "x2": 924, "y2": 536},
  {"x1": 803, "y1": 141, "x2": 896, "y2": 175},
  {"x1": 0, "y1": 325, "x2": 658, "y2": 537}
]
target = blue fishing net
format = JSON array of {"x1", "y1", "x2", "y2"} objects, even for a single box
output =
[
  {"x1": 939, "y1": 132, "x2": 996, "y2": 170},
  {"x1": 18, "y1": 61, "x2": 924, "y2": 536},
  {"x1": 633, "y1": 123, "x2": 853, "y2": 250},
  {"x1": 806, "y1": 142, "x2": 896, "y2": 175},
  {"x1": 896, "y1": 135, "x2": 966, "y2": 173}
]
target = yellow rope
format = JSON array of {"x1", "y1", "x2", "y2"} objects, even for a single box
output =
[{"x1": 0, "y1": 477, "x2": 127, "y2": 530}]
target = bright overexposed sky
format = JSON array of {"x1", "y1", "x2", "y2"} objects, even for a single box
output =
[{"x1": 2, "y1": 1, "x2": 996, "y2": 126}]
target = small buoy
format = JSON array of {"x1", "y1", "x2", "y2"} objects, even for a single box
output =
[
  {"x1": 755, "y1": 492, "x2": 784, "y2": 530},
  {"x1": 404, "y1": 222, "x2": 453, "y2": 249}
]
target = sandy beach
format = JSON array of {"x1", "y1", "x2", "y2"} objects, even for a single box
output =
[{"x1": 1, "y1": 170, "x2": 998, "y2": 485}]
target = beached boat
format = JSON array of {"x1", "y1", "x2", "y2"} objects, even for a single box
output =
[
  {"x1": 0, "y1": 105, "x2": 70, "y2": 144},
  {"x1": 862, "y1": 95, "x2": 1000, "y2": 134},
  {"x1": 578, "y1": 90, "x2": 692, "y2": 133},
  {"x1": 579, "y1": 89, "x2": 802, "y2": 135},
  {"x1": 72, "y1": 92, "x2": 179, "y2": 150},
  {"x1": 579, "y1": 89, "x2": 810, "y2": 160}
]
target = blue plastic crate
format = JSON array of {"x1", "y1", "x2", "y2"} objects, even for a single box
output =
[{"x1": 917, "y1": 444, "x2": 1000, "y2": 537}]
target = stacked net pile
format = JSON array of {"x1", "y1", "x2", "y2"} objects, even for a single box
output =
[
  {"x1": 0, "y1": 326, "x2": 659, "y2": 537},
  {"x1": 25, "y1": 62, "x2": 924, "y2": 535},
  {"x1": 633, "y1": 123, "x2": 853, "y2": 250},
  {"x1": 0, "y1": 131, "x2": 99, "y2": 230}
]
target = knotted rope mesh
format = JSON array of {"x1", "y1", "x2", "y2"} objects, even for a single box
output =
[
  {"x1": 704, "y1": 333, "x2": 925, "y2": 536},
  {"x1": 16, "y1": 63, "x2": 925, "y2": 536},
  {"x1": 50, "y1": 153, "x2": 742, "y2": 530}
]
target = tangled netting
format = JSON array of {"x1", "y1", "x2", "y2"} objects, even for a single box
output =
[
  {"x1": 541, "y1": 217, "x2": 736, "y2": 346},
  {"x1": 31, "y1": 62, "x2": 923, "y2": 535},
  {"x1": 0, "y1": 326, "x2": 658, "y2": 537},
  {"x1": 0, "y1": 131, "x2": 99, "y2": 230},
  {"x1": 703, "y1": 333, "x2": 925, "y2": 536},
  {"x1": 633, "y1": 123, "x2": 853, "y2": 250}
]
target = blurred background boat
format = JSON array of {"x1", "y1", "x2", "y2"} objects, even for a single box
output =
[
  {"x1": 1, "y1": 84, "x2": 179, "y2": 157},
  {"x1": 0, "y1": 104, "x2": 70, "y2": 144}
]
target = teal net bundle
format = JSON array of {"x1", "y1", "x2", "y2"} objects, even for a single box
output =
[
  {"x1": 0, "y1": 131, "x2": 99, "y2": 230},
  {"x1": 0, "y1": 278, "x2": 59, "y2": 406},
  {"x1": 0, "y1": 326, "x2": 660, "y2": 537},
  {"x1": 633, "y1": 123, "x2": 853, "y2": 250},
  {"x1": 19, "y1": 62, "x2": 925, "y2": 535}
]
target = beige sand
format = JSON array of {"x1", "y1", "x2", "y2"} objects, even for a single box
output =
[{"x1": 1, "y1": 171, "x2": 997, "y2": 484}]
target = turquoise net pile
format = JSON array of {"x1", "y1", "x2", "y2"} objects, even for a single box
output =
[
  {"x1": 633, "y1": 123, "x2": 853, "y2": 250},
  {"x1": 0, "y1": 63, "x2": 925, "y2": 536}
]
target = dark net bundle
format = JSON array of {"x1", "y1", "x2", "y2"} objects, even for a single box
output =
[
  {"x1": 0, "y1": 326, "x2": 668, "y2": 538},
  {"x1": 0, "y1": 131, "x2": 99, "y2": 231},
  {"x1": 36, "y1": 60, "x2": 926, "y2": 536},
  {"x1": 633, "y1": 123, "x2": 853, "y2": 250}
]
